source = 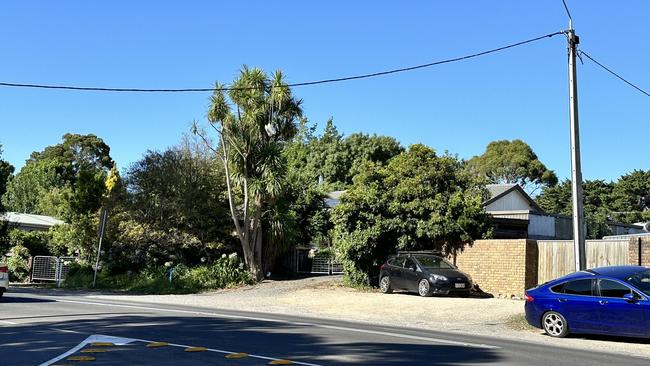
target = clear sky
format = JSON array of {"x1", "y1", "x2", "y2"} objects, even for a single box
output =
[{"x1": 1, "y1": 1, "x2": 648, "y2": 182}]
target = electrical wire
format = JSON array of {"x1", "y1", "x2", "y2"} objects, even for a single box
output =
[
  {"x1": 561, "y1": 0, "x2": 573, "y2": 23},
  {"x1": 0, "y1": 31, "x2": 565, "y2": 93},
  {"x1": 578, "y1": 50, "x2": 650, "y2": 98}
]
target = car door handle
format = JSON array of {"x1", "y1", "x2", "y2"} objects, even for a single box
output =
[
  {"x1": 599, "y1": 300, "x2": 608, "y2": 305},
  {"x1": 557, "y1": 298, "x2": 567, "y2": 303}
]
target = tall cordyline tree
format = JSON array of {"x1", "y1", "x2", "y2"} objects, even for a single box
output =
[{"x1": 193, "y1": 67, "x2": 302, "y2": 281}]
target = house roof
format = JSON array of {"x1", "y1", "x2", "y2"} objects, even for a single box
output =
[
  {"x1": 324, "y1": 190, "x2": 347, "y2": 208},
  {"x1": 0, "y1": 212, "x2": 64, "y2": 230},
  {"x1": 484, "y1": 184, "x2": 542, "y2": 212}
]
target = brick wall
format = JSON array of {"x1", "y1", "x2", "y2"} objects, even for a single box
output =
[
  {"x1": 453, "y1": 239, "x2": 537, "y2": 298},
  {"x1": 628, "y1": 237, "x2": 650, "y2": 266}
]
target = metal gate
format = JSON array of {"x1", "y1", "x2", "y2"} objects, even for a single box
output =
[
  {"x1": 292, "y1": 250, "x2": 343, "y2": 275},
  {"x1": 31, "y1": 256, "x2": 77, "y2": 284},
  {"x1": 310, "y1": 254, "x2": 343, "y2": 274}
]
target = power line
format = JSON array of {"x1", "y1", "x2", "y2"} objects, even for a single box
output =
[
  {"x1": 578, "y1": 50, "x2": 650, "y2": 98},
  {"x1": 0, "y1": 31, "x2": 565, "y2": 93},
  {"x1": 561, "y1": 0, "x2": 573, "y2": 23}
]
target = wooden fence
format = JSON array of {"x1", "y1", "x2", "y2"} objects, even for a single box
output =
[{"x1": 536, "y1": 240, "x2": 629, "y2": 284}]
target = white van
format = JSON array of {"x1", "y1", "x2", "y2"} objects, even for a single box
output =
[{"x1": 0, "y1": 263, "x2": 8, "y2": 297}]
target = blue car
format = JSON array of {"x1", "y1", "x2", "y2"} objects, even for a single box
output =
[{"x1": 525, "y1": 266, "x2": 650, "y2": 338}]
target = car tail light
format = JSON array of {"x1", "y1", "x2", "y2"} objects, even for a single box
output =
[
  {"x1": 0, "y1": 265, "x2": 7, "y2": 273},
  {"x1": 524, "y1": 292, "x2": 534, "y2": 302}
]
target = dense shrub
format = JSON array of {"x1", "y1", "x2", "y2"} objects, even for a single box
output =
[
  {"x1": 5, "y1": 244, "x2": 31, "y2": 282},
  {"x1": 7, "y1": 229, "x2": 51, "y2": 256},
  {"x1": 332, "y1": 145, "x2": 492, "y2": 286},
  {"x1": 63, "y1": 253, "x2": 253, "y2": 294}
]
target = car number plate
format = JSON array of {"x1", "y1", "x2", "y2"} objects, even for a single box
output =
[{"x1": 454, "y1": 283, "x2": 465, "y2": 289}]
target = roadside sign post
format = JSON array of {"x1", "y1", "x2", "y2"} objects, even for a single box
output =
[{"x1": 93, "y1": 208, "x2": 108, "y2": 287}]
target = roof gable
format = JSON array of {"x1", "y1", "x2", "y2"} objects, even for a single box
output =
[{"x1": 484, "y1": 184, "x2": 542, "y2": 212}]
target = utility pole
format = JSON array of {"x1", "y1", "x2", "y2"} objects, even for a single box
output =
[{"x1": 567, "y1": 19, "x2": 586, "y2": 271}]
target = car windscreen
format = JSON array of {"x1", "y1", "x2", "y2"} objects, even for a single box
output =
[
  {"x1": 626, "y1": 270, "x2": 650, "y2": 296},
  {"x1": 416, "y1": 256, "x2": 454, "y2": 269}
]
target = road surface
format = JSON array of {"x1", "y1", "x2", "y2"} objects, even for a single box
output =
[{"x1": 1, "y1": 288, "x2": 648, "y2": 365}]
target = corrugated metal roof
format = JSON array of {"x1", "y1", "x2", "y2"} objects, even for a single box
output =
[
  {"x1": 486, "y1": 184, "x2": 517, "y2": 199},
  {"x1": 0, "y1": 212, "x2": 64, "y2": 229}
]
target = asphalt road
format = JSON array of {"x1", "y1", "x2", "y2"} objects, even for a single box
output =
[{"x1": 1, "y1": 288, "x2": 649, "y2": 365}]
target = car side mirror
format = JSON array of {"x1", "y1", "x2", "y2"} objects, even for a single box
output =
[
  {"x1": 409, "y1": 266, "x2": 416, "y2": 272},
  {"x1": 623, "y1": 293, "x2": 638, "y2": 303}
]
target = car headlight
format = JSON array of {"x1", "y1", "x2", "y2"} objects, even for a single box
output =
[{"x1": 430, "y1": 274, "x2": 448, "y2": 282}]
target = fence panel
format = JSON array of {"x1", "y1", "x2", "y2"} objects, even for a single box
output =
[
  {"x1": 537, "y1": 240, "x2": 629, "y2": 284},
  {"x1": 31, "y1": 256, "x2": 58, "y2": 281},
  {"x1": 31, "y1": 255, "x2": 77, "y2": 283}
]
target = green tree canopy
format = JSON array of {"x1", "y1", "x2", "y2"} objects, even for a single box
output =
[
  {"x1": 195, "y1": 66, "x2": 303, "y2": 280},
  {"x1": 467, "y1": 139, "x2": 557, "y2": 194},
  {"x1": 612, "y1": 170, "x2": 650, "y2": 223},
  {"x1": 2, "y1": 134, "x2": 114, "y2": 260},
  {"x1": 0, "y1": 145, "x2": 14, "y2": 206},
  {"x1": 282, "y1": 118, "x2": 404, "y2": 251},
  {"x1": 0, "y1": 145, "x2": 15, "y2": 244},
  {"x1": 536, "y1": 176, "x2": 650, "y2": 238},
  {"x1": 332, "y1": 144, "x2": 492, "y2": 285},
  {"x1": 284, "y1": 118, "x2": 404, "y2": 190},
  {"x1": 124, "y1": 136, "x2": 233, "y2": 249},
  {"x1": 4, "y1": 134, "x2": 114, "y2": 220}
]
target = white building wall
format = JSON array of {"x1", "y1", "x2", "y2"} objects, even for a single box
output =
[{"x1": 485, "y1": 191, "x2": 534, "y2": 212}]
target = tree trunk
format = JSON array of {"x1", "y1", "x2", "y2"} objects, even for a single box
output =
[{"x1": 249, "y1": 198, "x2": 265, "y2": 281}]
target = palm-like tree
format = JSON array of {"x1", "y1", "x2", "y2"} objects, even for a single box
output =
[{"x1": 194, "y1": 67, "x2": 302, "y2": 280}]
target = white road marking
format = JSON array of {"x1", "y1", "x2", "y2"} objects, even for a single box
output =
[
  {"x1": 39, "y1": 334, "x2": 138, "y2": 366},
  {"x1": 0, "y1": 320, "x2": 18, "y2": 325},
  {"x1": 49, "y1": 327, "x2": 84, "y2": 334},
  {"x1": 132, "y1": 338, "x2": 325, "y2": 366},
  {"x1": 38, "y1": 334, "x2": 324, "y2": 366},
  {"x1": 42, "y1": 297, "x2": 500, "y2": 350}
]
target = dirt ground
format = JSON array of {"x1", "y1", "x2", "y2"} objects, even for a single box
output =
[{"x1": 91, "y1": 275, "x2": 650, "y2": 359}]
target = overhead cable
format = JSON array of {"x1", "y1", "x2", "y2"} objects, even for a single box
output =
[
  {"x1": 579, "y1": 50, "x2": 650, "y2": 98},
  {"x1": 0, "y1": 31, "x2": 565, "y2": 93}
]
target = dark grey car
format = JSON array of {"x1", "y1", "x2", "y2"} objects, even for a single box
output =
[{"x1": 379, "y1": 254, "x2": 473, "y2": 297}]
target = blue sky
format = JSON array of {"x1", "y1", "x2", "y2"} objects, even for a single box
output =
[{"x1": 1, "y1": 1, "x2": 648, "y2": 181}]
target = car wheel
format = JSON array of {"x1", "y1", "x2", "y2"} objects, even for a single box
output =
[
  {"x1": 418, "y1": 279, "x2": 433, "y2": 297},
  {"x1": 379, "y1": 276, "x2": 393, "y2": 294},
  {"x1": 542, "y1": 311, "x2": 569, "y2": 338}
]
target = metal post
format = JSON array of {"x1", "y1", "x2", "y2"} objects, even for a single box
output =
[
  {"x1": 93, "y1": 208, "x2": 108, "y2": 287},
  {"x1": 567, "y1": 26, "x2": 586, "y2": 271},
  {"x1": 54, "y1": 257, "x2": 61, "y2": 287}
]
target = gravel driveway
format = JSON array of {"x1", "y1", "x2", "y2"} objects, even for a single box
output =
[{"x1": 90, "y1": 275, "x2": 650, "y2": 359}]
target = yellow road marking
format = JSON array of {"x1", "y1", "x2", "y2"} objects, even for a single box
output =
[
  {"x1": 80, "y1": 348, "x2": 108, "y2": 353},
  {"x1": 146, "y1": 341, "x2": 169, "y2": 348},
  {"x1": 89, "y1": 342, "x2": 114, "y2": 347},
  {"x1": 269, "y1": 360, "x2": 294, "y2": 365},
  {"x1": 185, "y1": 346, "x2": 208, "y2": 352},
  {"x1": 66, "y1": 355, "x2": 96, "y2": 361},
  {"x1": 225, "y1": 352, "x2": 249, "y2": 359}
]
